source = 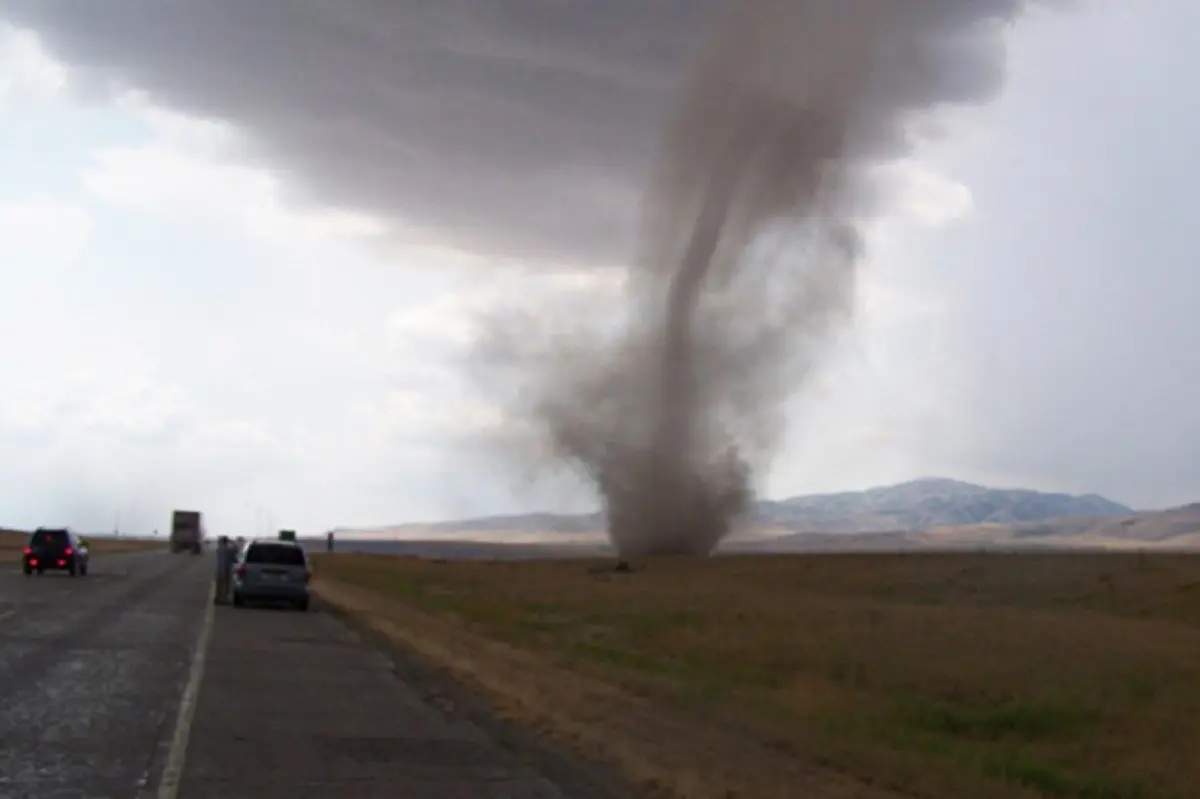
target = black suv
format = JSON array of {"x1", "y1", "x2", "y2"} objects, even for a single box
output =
[{"x1": 24, "y1": 528, "x2": 89, "y2": 577}]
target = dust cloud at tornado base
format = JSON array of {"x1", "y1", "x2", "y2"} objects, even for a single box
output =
[{"x1": 471, "y1": 0, "x2": 1040, "y2": 559}]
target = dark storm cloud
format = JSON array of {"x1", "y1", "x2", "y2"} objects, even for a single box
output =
[
  {"x1": 3, "y1": 0, "x2": 723, "y2": 265},
  {"x1": 4, "y1": 0, "x2": 1023, "y2": 268}
]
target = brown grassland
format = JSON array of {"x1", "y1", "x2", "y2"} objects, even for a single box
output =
[
  {"x1": 311, "y1": 551, "x2": 1200, "y2": 799},
  {"x1": 0, "y1": 529, "x2": 164, "y2": 562}
]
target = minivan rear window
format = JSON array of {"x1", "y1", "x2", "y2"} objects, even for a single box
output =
[{"x1": 244, "y1": 543, "x2": 305, "y2": 566}]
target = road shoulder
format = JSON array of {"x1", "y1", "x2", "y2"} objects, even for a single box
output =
[
  {"x1": 318, "y1": 594, "x2": 635, "y2": 799},
  {"x1": 176, "y1": 597, "x2": 629, "y2": 798}
]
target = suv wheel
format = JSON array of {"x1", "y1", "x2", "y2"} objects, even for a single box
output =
[
  {"x1": 22, "y1": 565, "x2": 31, "y2": 576},
  {"x1": 79, "y1": 563, "x2": 88, "y2": 577},
  {"x1": 296, "y1": 598, "x2": 309, "y2": 612},
  {"x1": 232, "y1": 592, "x2": 245, "y2": 608}
]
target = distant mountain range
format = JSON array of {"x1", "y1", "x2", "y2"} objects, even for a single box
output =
[
  {"x1": 752, "y1": 477, "x2": 1132, "y2": 533},
  {"x1": 735, "y1": 501, "x2": 1200, "y2": 554},
  {"x1": 314, "y1": 505, "x2": 1200, "y2": 559},
  {"x1": 337, "y1": 477, "x2": 1135, "y2": 539}
]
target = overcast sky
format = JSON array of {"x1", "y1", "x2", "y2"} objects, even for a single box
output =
[{"x1": 0, "y1": 0, "x2": 1195, "y2": 536}]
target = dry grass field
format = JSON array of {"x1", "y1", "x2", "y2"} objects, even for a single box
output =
[
  {"x1": 311, "y1": 551, "x2": 1200, "y2": 799},
  {"x1": 0, "y1": 529, "x2": 164, "y2": 562}
]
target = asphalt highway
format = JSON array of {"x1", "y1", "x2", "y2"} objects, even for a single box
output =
[
  {"x1": 0, "y1": 550, "x2": 210, "y2": 799},
  {"x1": 0, "y1": 551, "x2": 624, "y2": 799}
]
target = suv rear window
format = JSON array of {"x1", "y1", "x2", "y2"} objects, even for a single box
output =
[
  {"x1": 244, "y1": 543, "x2": 306, "y2": 566},
  {"x1": 31, "y1": 529, "x2": 69, "y2": 547}
]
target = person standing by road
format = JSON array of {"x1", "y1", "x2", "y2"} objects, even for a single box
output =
[{"x1": 214, "y1": 536, "x2": 234, "y2": 604}]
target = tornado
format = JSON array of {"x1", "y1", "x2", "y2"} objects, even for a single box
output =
[{"x1": 476, "y1": 0, "x2": 1035, "y2": 558}]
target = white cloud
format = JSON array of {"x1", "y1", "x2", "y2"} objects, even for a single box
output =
[
  {"x1": 386, "y1": 290, "x2": 486, "y2": 353},
  {"x1": 356, "y1": 389, "x2": 506, "y2": 442},
  {"x1": 856, "y1": 277, "x2": 948, "y2": 327},
  {"x1": 182, "y1": 418, "x2": 285, "y2": 463},
  {"x1": 114, "y1": 90, "x2": 241, "y2": 155},
  {"x1": 0, "y1": 23, "x2": 68, "y2": 107},
  {"x1": 0, "y1": 327, "x2": 301, "y2": 526},
  {"x1": 74, "y1": 91, "x2": 392, "y2": 248},
  {"x1": 0, "y1": 337, "x2": 180, "y2": 439},
  {"x1": 83, "y1": 143, "x2": 388, "y2": 245},
  {"x1": 0, "y1": 91, "x2": 410, "y2": 529},
  {"x1": 385, "y1": 270, "x2": 625, "y2": 361},
  {"x1": 0, "y1": 197, "x2": 94, "y2": 262},
  {"x1": 73, "y1": 379, "x2": 189, "y2": 440},
  {"x1": 876, "y1": 160, "x2": 975, "y2": 227}
]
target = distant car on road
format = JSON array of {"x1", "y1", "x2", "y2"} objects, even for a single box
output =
[
  {"x1": 23, "y1": 528, "x2": 89, "y2": 577},
  {"x1": 232, "y1": 539, "x2": 311, "y2": 611}
]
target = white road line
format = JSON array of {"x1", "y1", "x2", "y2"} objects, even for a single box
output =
[
  {"x1": 0, "y1": 609, "x2": 14, "y2": 625},
  {"x1": 156, "y1": 579, "x2": 216, "y2": 799}
]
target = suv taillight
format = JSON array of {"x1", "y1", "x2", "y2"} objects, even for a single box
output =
[
  {"x1": 63, "y1": 547, "x2": 73, "y2": 556},
  {"x1": 302, "y1": 568, "x2": 312, "y2": 583},
  {"x1": 22, "y1": 547, "x2": 30, "y2": 555},
  {"x1": 235, "y1": 565, "x2": 246, "y2": 580}
]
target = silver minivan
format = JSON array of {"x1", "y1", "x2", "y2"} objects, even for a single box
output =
[{"x1": 231, "y1": 539, "x2": 311, "y2": 611}]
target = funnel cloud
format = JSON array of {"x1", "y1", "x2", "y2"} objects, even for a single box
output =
[{"x1": 478, "y1": 0, "x2": 1037, "y2": 558}]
